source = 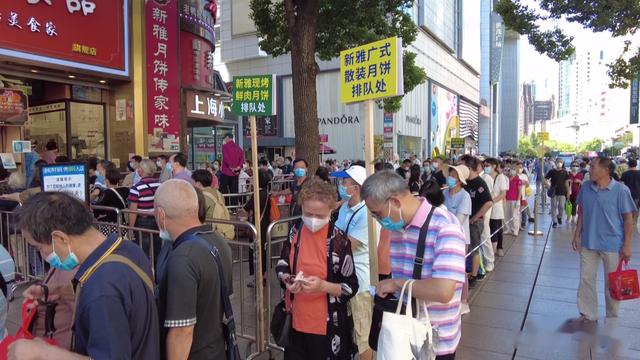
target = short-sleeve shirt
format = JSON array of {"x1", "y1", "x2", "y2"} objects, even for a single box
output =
[
  {"x1": 173, "y1": 170, "x2": 195, "y2": 185},
  {"x1": 443, "y1": 189, "x2": 472, "y2": 245},
  {"x1": 335, "y1": 201, "x2": 369, "y2": 292},
  {"x1": 464, "y1": 177, "x2": 492, "y2": 219},
  {"x1": 73, "y1": 234, "x2": 160, "y2": 359},
  {"x1": 157, "y1": 226, "x2": 233, "y2": 360},
  {"x1": 545, "y1": 169, "x2": 569, "y2": 196},
  {"x1": 127, "y1": 177, "x2": 160, "y2": 211},
  {"x1": 506, "y1": 176, "x2": 522, "y2": 201},
  {"x1": 389, "y1": 198, "x2": 466, "y2": 356},
  {"x1": 491, "y1": 174, "x2": 509, "y2": 219},
  {"x1": 620, "y1": 169, "x2": 640, "y2": 200},
  {"x1": 291, "y1": 224, "x2": 328, "y2": 335},
  {"x1": 576, "y1": 180, "x2": 637, "y2": 252}
]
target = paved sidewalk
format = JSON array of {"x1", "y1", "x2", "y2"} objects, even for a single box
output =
[{"x1": 457, "y1": 208, "x2": 640, "y2": 360}]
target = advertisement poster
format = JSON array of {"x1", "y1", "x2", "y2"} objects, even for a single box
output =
[
  {"x1": 12, "y1": 140, "x2": 31, "y2": 153},
  {"x1": 0, "y1": 153, "x2": 16, "y2": 169},
  {"x1": 429, "y1": 83, "x2": 458, "y2": 156},
  {"x1": 146, "y1": 0, "x2": 180, "y2": 153},
  {"x1": 41, "y1": 163, "x2": 88, "y2": 203}
]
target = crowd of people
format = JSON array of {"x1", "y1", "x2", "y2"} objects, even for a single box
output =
[{"x1": 0, "y1": 137, "x2": 637, "y2": 359}]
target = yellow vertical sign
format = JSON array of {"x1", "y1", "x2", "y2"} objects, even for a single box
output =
[{"x1": 340, "y1": 37, "x2": 404, "y2": 103}]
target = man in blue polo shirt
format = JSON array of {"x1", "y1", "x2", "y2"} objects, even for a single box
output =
[
  {"x1": 9, "y1": 192, "x2": 159, "y2": 360},
  {"x1": 332, "y1": 165, "x2": 372, "y2": 360},
  {"x1": 573, "y1": 156, "x2": 636, "y2": 321}
]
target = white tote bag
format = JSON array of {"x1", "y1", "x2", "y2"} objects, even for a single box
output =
[{"x1": 376, "y1": 280, "x2": 437, "y2": 360}]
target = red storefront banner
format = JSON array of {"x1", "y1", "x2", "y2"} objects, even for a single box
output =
[
  {"x1": 0, "y1": 0, "x2": 128, "y2": 77},
  {"x1": 180, "y1": 31, "x2": 215, "y2": 90},
  {"x1": 146, "y1": 0, "x2": 180, "y2": 153}
]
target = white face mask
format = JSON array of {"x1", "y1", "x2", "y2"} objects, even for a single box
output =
[{"x1": 302, "y1": 216, "x2": 330, "y2": 233}]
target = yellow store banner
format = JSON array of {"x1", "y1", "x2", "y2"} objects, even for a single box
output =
[{"x1": 340, "y1": 36, "x2": 404, "y2": 103}]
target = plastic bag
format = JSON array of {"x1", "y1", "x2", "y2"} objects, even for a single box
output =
[{"x1": 0, "y1": 300, "x2": 58, "y2": 359}]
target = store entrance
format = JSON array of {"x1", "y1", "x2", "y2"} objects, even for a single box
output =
[
  {"x1": 0, "y1": 75, "x2": 107, "y2": 160},
  {"x1": 187, "y1": 124, "x2": 237, "y2": 170}
]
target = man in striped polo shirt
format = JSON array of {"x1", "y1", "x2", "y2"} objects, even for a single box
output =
[
  {"x1": 362, "y1": 170, "x2": 466, "y2": 360},
  {"x1": 128, "y1": 159, "x2": 162, "y2": 264}
]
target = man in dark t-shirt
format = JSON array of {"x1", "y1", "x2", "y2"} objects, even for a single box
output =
[
  {"x1": 621, "y1": 158, "x2": 640, "y2": 222},
  {"x1": 155, "y1": 179, "x2": 233, "y2": 360},
  {"x1": 545, "y1": 160, "x2": 570, "y2": 227}
]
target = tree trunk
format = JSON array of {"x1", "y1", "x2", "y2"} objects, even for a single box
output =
[{"x1": 286, "y1": 0, "x2": 321, "y2": 172}]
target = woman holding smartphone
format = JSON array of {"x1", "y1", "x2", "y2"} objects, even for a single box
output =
[{"x1": 275, "y1": 179, "x2": 359, "y2": 360}]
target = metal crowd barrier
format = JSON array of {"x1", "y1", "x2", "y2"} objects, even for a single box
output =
[
  {"x1": 223, "y1": 191, "x2": 254, "y2": 212},
  {"x1": 0, "y1": 209, "x2": 46, "y2": 283},
  {"x1": 267, "y1": 177, "x2": 294, "y2": 194},
  {"x1": 264, "y1": 216, "x2": 301, "y2": 354}
]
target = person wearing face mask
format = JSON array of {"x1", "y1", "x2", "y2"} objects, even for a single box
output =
[
  {"x1": 275, "y1": 179, "x2": 359, "y2": 360},
  {"x1": 122, "y1": 155, "x2": 143, "y2": 188},
  {"x1": 568, "y1": 162, "x2": 584, "y2": 224},
  {"x1": 12, "y1": 192, "x2": 159, "y2": 360},
  {"x1": 545, "y1": 159, "x2": 571, "y2": 228},
  {"x1": 332, "y1": 166, "x2": 372, "y2": 360},
  {"x1": 152, "y1": 179, "x2": 234, "y2": 360},
  {"x1": 361, "y1": 170, "x2": 466, "y2": 359},
  {"x1": 273, "y1": 158, "x2": 308, "y2": 217},
  {"x1": 156, "y1": 155, "x2": 171, "y2": 183},
  {"x1": 127, "y1": 159, "x2": 162, "y2": 264},
  {"x1": 421, "y1": 161, "x2": 432, "y2": 183},
  {"x1": 485, "y1": 158, "x2": 509, "y2": 257},
  {"x1": 431, "y1": 157, "x2": 447, "y2": 187},
  {"x1": 516, "y1": 162, "x2": 533, "y2": 228},
  {"x1": 503, "y1": 166, "x2": 523, "y2": 236},
  {"x1": 395, "y1": 159, "x2": 412, "y2": 180}
]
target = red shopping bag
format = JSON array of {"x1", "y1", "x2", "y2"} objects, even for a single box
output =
[
  {"x1": 0, "y1": 300, "x2": 58, "y2": 358},
  {"x1": 608, "y1": 259, "x2": 640, "y2": 301}
]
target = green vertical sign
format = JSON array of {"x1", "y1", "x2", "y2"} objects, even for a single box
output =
[
  {"x1": 631, "y1": 73, "x2": 639, "y2": 125},
  {"x1": 231, "y1": 75, "x2": 277, "y2": 116}
]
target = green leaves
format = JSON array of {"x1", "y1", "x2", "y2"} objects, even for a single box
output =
[{"x1": 495, "y1": 0, "x2": 640, "y2": 88}]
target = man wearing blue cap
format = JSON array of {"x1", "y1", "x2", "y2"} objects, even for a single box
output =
[{"x1": 331, "y1": 165, "x2": 372, "y2": 360}]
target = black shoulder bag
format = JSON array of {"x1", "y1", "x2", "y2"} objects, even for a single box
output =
[
  {"x1": 183, "y1": 234, "x2": 241, "y2": 360},
  {"x1": 368, "y1": 206, "x2": 436, "y2": 350},
  {"x1": 270, "y1": 225, "x2": 302, "y2": 348}
]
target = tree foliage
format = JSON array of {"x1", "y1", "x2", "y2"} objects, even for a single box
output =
[
  {"x1": 250, "y1": 0, "x2": 427, "y2": 169},
  {"x1": 495, "y1": 0, "x2": 640, "y2": 88},
  {"x1": 517, "y1": 136, "x2": 538, "y2": 158},
  {"x1": 578, "y1": 138, "x2": 604, "y2": 153}
]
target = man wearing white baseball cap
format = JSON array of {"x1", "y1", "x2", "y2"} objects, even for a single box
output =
[{"x1": 331, "y1": 165, "x2": 372, "y2": 360}]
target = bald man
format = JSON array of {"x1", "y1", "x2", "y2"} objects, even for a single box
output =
[{"x1": 153, "y1": 179, "x2": 233, "y2": 360}]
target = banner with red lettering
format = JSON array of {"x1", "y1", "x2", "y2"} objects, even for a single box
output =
[
  {"x1": 0, "y1": 0, "x2": 128, "y2": 77},
  {"x1": 146, "y1": 0, "x2": 180, "y2": 153}
]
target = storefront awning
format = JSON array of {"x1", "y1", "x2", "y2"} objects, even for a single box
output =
[{"x1": 320, "y1": 144, "x2": 336, "y2": 154}]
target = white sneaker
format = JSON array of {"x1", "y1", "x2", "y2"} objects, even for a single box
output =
[
  {"x1": 497, "y1": 249, "x2": 505, "y2": 257},
  {"x1": 461, "y1": 303, "x2": 470, "y2": 315}
]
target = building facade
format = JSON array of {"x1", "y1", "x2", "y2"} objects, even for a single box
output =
[
  {"x1": 215, "y1": 0, "x2": 481, "y2": 162},
  {"x1": 498, "y1": 30, "x2": 521, "y2": 154}
]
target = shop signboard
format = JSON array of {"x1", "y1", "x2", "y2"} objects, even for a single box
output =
[
  {"x1": 146, "y1": 0, "x2": 181, "y2": 153},
  {"x1": 41, "y1": 162, "x2": 89, "y2": 203},
  {"x1": 450, "y1": 138, "x2": 465, "y2": 149},
  {"x1": 0, "y1": 1, "x2": 129, "y2": 77},
  {"x1": 537, "y1": 132, "x2": 549, "y2": 141},
  {"x1": 383, "y1": 112, "x2": 393, "y2": 140},
  {"x1": 231, "y1": 75, "x2": 277, "y2": 116},
  {"x1": 185, "y1": 90, "x2": 225, "y2": 122},
  {"x1": 340, "y1": 37, "x2": 404, "y2": 103},
  {"x1": 0, "y1": 89, "x2": 28, "y2": 125}
]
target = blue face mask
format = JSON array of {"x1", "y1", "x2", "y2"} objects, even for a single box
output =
[
  {"x1": 294, "y1": 168, "x2": 306, "y2": 178},
  {"x1": 45, "y1": 241, "x2": 80, "y2": 271},
  {"x1": 338, "y1": 185, "x2": 352, "y2": 201},
  {"x1": 446, "y1": 176, "x2": 458, "y2": 188},
  {"x1": 378, "y1": 202, "x2": 405, "y2": 231},
  {"x1": 484, "y1": 166, "x2": 493, "y2": 175}
]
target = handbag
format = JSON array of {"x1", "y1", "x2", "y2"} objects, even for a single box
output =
[
  {"x1": 183, "y1": 234, "x2": 242, "y2": 360},
  {"x1": 608, "y1": 258, "x2": 640, "y2": 301},
  {"x1": 269, "y1": 196, "x2": 281, "y2": 221},
  {"x1": 369, "y1": 206, "x2": 436, "y2": 350},
  {"x1": 0, "y1": 300, "x2": 59, "y2": 359},
  {"x1": 377, "y1": 280, "x2": 437, "y2": 360},
  {"x1": 270, "y1": 226, "x2": 302, "y2": 347}
]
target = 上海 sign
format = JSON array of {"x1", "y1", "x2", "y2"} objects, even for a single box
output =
[
  {"x1": 185, "y1": 90, "x2": 225, "y2": 122},
  {"x1": 340, "y1": 36, "x2": 404, "y2": 103},
  {"x1": 231, "y1": 75, "x2": 277, "y2": 116},
  {"x1": 0, "y1": 1, "x2": 129, "y2": 77},
  {"x1": 146, "y1": 0, "x2": 180, "y2": 153},
  {"x1": 41, "y1": 163, "x2": 89, "y2": 203}
]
